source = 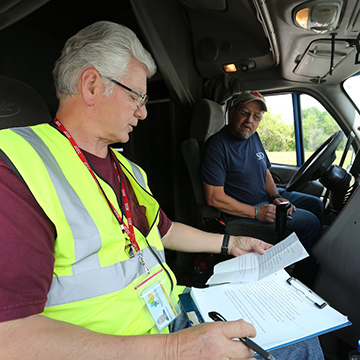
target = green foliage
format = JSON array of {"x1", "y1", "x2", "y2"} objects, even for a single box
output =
[
  {"x1": 302, "y1": 107, "x2": 341, "y2": 151},
  {"x1": 257, "y1": 106, "x2": 343, "y2": 153},
  {"x1": 258, "y1": 110, "x2": 295, "y2": 151}
]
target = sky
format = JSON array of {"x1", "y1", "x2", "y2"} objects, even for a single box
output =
[{"x1": 264, "y1": 93, "x2": 322, "y2": 123}]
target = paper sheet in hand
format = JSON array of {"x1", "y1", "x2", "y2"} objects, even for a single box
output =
[
  {"x1": 207, "y1": 232, "x2": 308, "y2": 285},
  {"x1": 192, "y1": 269, "x2": 351, "y2": 352}
]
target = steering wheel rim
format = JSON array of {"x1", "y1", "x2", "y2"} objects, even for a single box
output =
[{"x1": 286, "y1": 130, "x2": 344, "y2": 192}]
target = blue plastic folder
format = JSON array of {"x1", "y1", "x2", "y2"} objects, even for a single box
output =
[{"x1": 179, "y1": 291, "x2": 204, "y2": 326}]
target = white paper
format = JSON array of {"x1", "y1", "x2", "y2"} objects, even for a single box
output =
[
  {"x1": 192, "y1": 269, "x2": 350, "y2": 351},
  {"x1": 206, "y1": 232, "x2": 309, "y2": 285}
]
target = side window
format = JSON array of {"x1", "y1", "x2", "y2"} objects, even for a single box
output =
[
  {"x1": 300, "y1": 94, "x2": 351, "y2": 168},
  {"x1": 344, "y1": 74, "x2": 360, "y2": 110},
  {"x1": 258, "y1": 94, "x2": 296, "y2": 165},
  {"x1": 258, "y1": 93, "x2": 353, "y2": 169}
]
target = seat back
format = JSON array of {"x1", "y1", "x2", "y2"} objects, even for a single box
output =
[
  {"x1": 189, "y1": 98, "x2": 226, "y2": 146},
  {"x1": 0, "y1": 75, "x2": 51, "y2": 129},
  {"x1": 181, "y1": 99, "x2": 225, "y2": 231}
]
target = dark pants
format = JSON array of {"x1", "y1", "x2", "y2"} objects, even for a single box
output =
[
  {"x1": 225, "y1": 189, "x2": 324, "y2": 286},
  {"x1": 225, "y1": 189, "x2": 323, "y2": 251}
]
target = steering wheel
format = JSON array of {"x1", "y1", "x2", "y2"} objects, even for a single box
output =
[{"x1": 286, "y1": 130, "x2": 344, "y2": 192}]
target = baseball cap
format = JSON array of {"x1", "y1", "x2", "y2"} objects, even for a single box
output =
[{"x1": 232, "y1": 91, "x2": 267, "y2": 112}]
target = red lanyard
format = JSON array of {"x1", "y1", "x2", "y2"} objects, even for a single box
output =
[{"x1": 54, "y1": 118, "x2": 140, "y2": 253}]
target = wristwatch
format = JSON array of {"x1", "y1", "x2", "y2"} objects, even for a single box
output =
[
  {"x1": 271, "y1": 193, "x2": 281, "y2": 202},
  {"x1": 221, "y1": 234, "x2": 230, "y2": 255}
]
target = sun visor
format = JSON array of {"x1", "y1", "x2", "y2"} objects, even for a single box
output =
[{"x1": 293, "y1": 39, "x2": 354, "y2": 79}]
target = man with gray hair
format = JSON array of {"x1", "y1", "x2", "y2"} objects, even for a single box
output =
[{"x1": 0, "y1": 22, "x2": 323, "y2": 359}]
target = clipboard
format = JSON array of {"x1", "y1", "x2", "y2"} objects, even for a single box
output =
[
  {"x1": 286, "y1": 276, "x2": 327, "y2": 309},
  {"x1": 184, "y1": 269, "x2": 351, "y2": 352}
]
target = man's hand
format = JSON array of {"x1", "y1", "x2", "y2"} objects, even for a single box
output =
[
  {"x1": 228, "y1": 236, "x2": 272, "y2": 257},
  {"x1": 272, "y1": 198, "x2": 296, "y2": 215},
  {"x1": 257, "y1": 201, "x2": 296, "y2": 223},
  {"x1": 257, "y1": 203, "x2": 276, "y2": 223},
  {"x1": 169, "y1": 319, "x2": 256, "y2": 360}
]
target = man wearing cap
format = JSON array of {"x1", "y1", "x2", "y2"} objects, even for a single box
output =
[{"x1": 201, "y1": 91, "x2": 323, "y2": 282}]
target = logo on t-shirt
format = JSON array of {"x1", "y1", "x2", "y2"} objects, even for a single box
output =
[{"x1": 256, "y1": 152, "x2": 265, "y2": 160}]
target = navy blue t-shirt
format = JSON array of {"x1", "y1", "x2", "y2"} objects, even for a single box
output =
[{"x1": 202, "y1": 125, "x2": 271, "y2": 206}]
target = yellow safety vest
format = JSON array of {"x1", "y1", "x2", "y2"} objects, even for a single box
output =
[{"x1": 0, "y1": 124, "x2": 182, "y2": 335}]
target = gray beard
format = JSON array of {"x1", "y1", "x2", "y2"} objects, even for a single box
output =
[{"x1": 235, "y1": 123, "x2": 253, "y2": 140}]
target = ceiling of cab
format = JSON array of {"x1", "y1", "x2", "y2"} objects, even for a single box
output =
[
  {"x1": 1, "y1": 0, "x2": 360, "y2": 110},
  {"x1": 269, "y1": 0, "x2": 360, "y2": 85},
  {"x1": 178, "y1": 0, "x2": 280, "y2": 78},
  {"x1": 134, "y1": 0, "x2": 360, "y2": 96},
  {"x1": 180, "y1": 0, "x2": 360, "y2": 84}
]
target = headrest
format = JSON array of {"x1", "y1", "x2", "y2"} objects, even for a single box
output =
[
  {"x1": 190, "y1": 99, "x2": 225, "y2": 146},
  {"x1": 0, "y1": 75, "x2": 51, "y2": 130}
]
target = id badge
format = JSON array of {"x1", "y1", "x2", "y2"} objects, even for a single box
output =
[{"x1": 134, "y1": 269, "x2": 179, "y2": 331}]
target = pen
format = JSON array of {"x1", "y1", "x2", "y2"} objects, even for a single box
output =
[{"x1": 208, "y1": 311, "x2": 275, "y2": 360}]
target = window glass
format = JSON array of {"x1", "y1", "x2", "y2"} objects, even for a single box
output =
[
  {"x1": 344, "y1": 74, "x2": 360, "y2": 110},
  {"x1": 301, "y1": 94, "x2": 353, "y2": 169},
  {"x1": 258, "y1": 94, "x2": 296, "y2": 165},
  {"x1": 258, "y1": 93, "x2": 353, "y2": 169}
]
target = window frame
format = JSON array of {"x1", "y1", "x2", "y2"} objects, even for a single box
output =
[{"x1": 261, "y1": 90, "x2": 354, "y2": 169}]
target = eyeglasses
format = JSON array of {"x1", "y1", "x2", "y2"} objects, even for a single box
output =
[
  {"x1": 102, "y1": 75, "x2": 148, "y2": 109},
  {"x1": 237, "y1": 108, "x2": 263, "y2": 122}
]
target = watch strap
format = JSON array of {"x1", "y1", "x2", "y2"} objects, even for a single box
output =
[
  {"x1": 271, "y1": 193, "x2": 281, "y2": 202},
  {"x1": 221, "y1": 234, "x2": 230, "y2": 255}
]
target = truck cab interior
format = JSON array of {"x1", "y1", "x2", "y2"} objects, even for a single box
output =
[{"x1": 1, "y1": 0, "x2": 360, "y2": 358}]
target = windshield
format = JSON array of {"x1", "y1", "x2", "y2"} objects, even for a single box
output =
[{"x1": 344, "y1": 74, "x2": 360, "y2": 110}]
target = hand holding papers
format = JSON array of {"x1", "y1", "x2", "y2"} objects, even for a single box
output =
[{"x1": 207, "y1": 232, "x2": 308, "y2": 285}]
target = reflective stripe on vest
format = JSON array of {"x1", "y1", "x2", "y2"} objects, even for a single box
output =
[
  {"x1": 11, "y1": 127, "x2": 166, "y2": 307},
  {"x1": 127, "y1": 158, "x2": 146, "y2": 189}
]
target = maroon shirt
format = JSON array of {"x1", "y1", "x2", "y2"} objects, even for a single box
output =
[{"x1": 0, "y1": 150, "x2": 172, "y2": 322}]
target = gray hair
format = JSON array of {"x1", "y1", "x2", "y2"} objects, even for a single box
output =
[{"x1": 53, "y1": 21, "x2": 157, "y2": 99}]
